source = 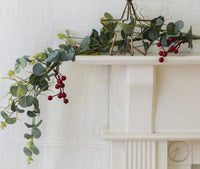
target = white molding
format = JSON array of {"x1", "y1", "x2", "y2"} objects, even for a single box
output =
[
  {"x1": 102, "y1": 129, "x2": 200, "y2": 141},
  {"x1": 76, "y1": 56, "x2": 200, "y2": 65}
]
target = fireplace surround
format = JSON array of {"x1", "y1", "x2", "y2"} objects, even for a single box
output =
[{"x1": 76, "y1": 56, "x2": 200, "y2": 169}]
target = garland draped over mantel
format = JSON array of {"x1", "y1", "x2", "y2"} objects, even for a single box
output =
[{"x1": 0, "y1": 2, "x2": 200, "y2": 164}]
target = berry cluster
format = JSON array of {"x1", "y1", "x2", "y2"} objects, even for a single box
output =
[
  {"x1": 157, "y1": 37, "x2": 187, "y2": 63},
  {"x1": 48, "y1": 69, "x2": 69, "y2": 104}
]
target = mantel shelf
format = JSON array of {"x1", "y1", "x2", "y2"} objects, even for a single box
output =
[
  {"x1": 102, "y1": 129, "x2": 200, "y2": 141},
  {"x1": 76, "y1": 55, "x2": 200, "y2": 65}
]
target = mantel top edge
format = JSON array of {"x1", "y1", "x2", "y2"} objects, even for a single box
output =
[{"x1": 75, "y1": 55, "x2": 200, "y2": 65}]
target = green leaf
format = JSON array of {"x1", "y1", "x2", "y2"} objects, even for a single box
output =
[
  {"x1": 24, "y1": 123, "x2": 33, "y2": 128},
  {"x1": 24, "y1": 133, "x2": 32, "y2": 139},
  {"x1": 19, "y1": 57, "x2": 27, "y2": 69},
  {"x1": 11, "y1": 101, "x2": 16, "y2": 112},
  {"x1": 1, "y1": 111, "x2": 8, "y2": 120},
  {"x1": 30, "y1": 145, "x2": 39, "y2": 155},
  {"x1": 65, "y1": 29, "x2": 70, "y2": 37},
  {"x1": 15, "y1": 63, "x2": 21, "y2": 74},
  {"x1": 16, "y1": 107, "x2": 25, "y2": 113},
  {"x1": 6, "y1": 117, "x2": 17, "y2": 124},
  {"x1": 19, "y1": 96, "x2": 34, "y2": 108},
  {"x1": 80, "y1": 36, "x2": 90, "y2": 48},
  {"x1": 1, "y1": 121, "x2": 7, "y2": 128},
  {"x1": 144, "y1": 42, "x2": 150, "y2": 50},
  {"x1": 23, "y1": 147, "x2": 32, "y2": 157},
  {"x1": 27, "y1": 111, "x2": 37, "y2": 118},
  {"x1": 167, "y1": 22, "x2": 176, "y2": 35},
  {"x1": 39, "y1": 79, "x2": 48, "y2": 91},
  {"x1": 33, "y1": 63, "x2": 46, "y2": 76},
  {"x1": 45, "y1": 50, "x2": 59, "y2": 63},
  {"x1": 33, "y1": 98, "x2": 39, "y2": 109},
  {"x1": 17, "y1": 83, "x2": 28, "y2": 96},
  {"x1": 23, "y1": 55, "x2": 31, "y2": 62},
  {"x1": 187, "y1": 26, "x2": 193, "y2": 49},
  {"x1": 104, "y1": 12, "x2": 113, "y2": 19},
  {"x1": 175, "y1": 20, "x2": 184, "y2": 31},
  {"x1": 35, "y1": 120, "x2": 42, "y2": 128},
  {"x1": 8, "y1": 70, "x2": 15, "y2": 77},
  {"x1": 123, "y1": 24, "x2": 133, "y2": 35},
  {"x1": 10, "y1": 86, "x2": 18, "y2": 97},
  {"x1": 32, "y1": 127, "x2": 41, "y2": 139},
  {"x1": 148, "y1": 29, "x2": 159, "y2": 41}
]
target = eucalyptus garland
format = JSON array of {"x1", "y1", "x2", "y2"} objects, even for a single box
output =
[{"x1": 0, "y1": 11, "x2": 200, "y2": 164}]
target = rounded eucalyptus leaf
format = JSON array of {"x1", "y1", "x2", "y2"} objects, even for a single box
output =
[
  {"x1": 148, "y1": 29, "x2": 159, "y2": 41},
  {"x1": 6, "y1": 117, "x2": 17, "y2": 124},
  {"x1": 167, "y1": 22, "x2": 176, "y2": 35},
  {"x1": 10, "y1": 86, "x2": 18, "y2": 97},
  {"x1": 123, "y1": 24, "x2": 133, "y2": 35},
  {"x1": 31, "y1": 145, "x2": 40, "y2": 155},
  {"x1": 80, "y1": 36, "x2": 91, "y2": 48},
  {"x1": 19, "y1": 57, "x2": 27, "y2": 69},
  {"x1": 33, "y1": 63, "x2": 46, "y2": 76},
  {"x1": 23, "y1": 147, "x2": 32, "y2": 157},
  {"x1": 175, "y1": 20, "x2": 184, "y2": 31},
  {"x1": 19, "y1": 96, "x2": 34, "y2": 108},
  {"x1": 32, "y1": 127, "x2": 41, "y2": 139}
]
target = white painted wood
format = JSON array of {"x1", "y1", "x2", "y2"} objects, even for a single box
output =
[
  {"x1": 157, "y1": 142, "x2": 168, "y2": 169},
  {"x1": 110, "y1": 66, "x2": 129, "y2": 132},
  {"x1": 192, "y1": 142, "x2": 200, "y2": 164},
  {"x1": 111, "y1": 141, "x2": 127, "y2": 169},
  {"x1": 76, "y1": 56, "x2": 200, "y2": 65},
  {"x1": 102, "y1": 130, "x2": 200, "y2": 141},
  {"x1": 127, "y1": 66, "x2": 155, "y2": 133}
]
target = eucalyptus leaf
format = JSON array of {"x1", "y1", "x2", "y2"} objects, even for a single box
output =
[
  {"x1": 35, "y1": 120, "x2": 42, "y2": 128},
  {"x1": 6, "y1": 117, "x2": 17, "y2": 124},
  {"x1": 19, "y1": 57, "x2": 27, "y2": 69},
  {"x1": 32, "y1": 127, "x2": 41, "y2": 139},
  {"x1": 19, "y1": 96, "x2": 34, "y2": 108},
  {"x1": 16, "y1": 107, "x2": 25, "y2": 113},
  {"x1": 18, "y1": 83, "x2": 28, "y2": 96},
  {"x1": 123, "y1": 24, "x2": 133, "y2": 35},
  {"x1": 39, "y1": 79, "x2": 48, "y2": 91},
  {"x1": 31, "y1": 145, "x2": 39, "y2": 155},
  {"x1": 1, "y1": 111, "x2": 8, "y2": 120},
  {"x1": 23, "y1": 147, "x2": 32, "y2": 157},
  {"x1": 24, "y1": 123, "x2": 33, "y2": 128},
  {"x1": 15, "y1": 63, "x2": 21, "y2": 74},
  {"x1": 175, "y1": 20, "x2": 184, "y2": 31},
  {"x1": 11, "y1": 101, "x2": 16, "y2": 112},
  {"x1": 45, "y1": 50, "x2": 59, "y2": 63},
  {"x1": 24, "y1": 133, "x2": 32, "y2": 139},
  {"x1": 148, "y1": 29, "x2": 159, "y2": 41},
  {"x1": 80, "y1": 36, "x2": 90, "y2": 48},
  {"x1": 10, "y1": 86, "x2": 18, "y2": 97},
  {"x1": 33, "y1": 63, "x2": 46, "y2": 76},
  {"x1": 23, "y1": 55, "x2": 31, "y2": 62},
  {"x1": 104, "y1": 12, "x2": 113, "y2": 19},
  {"x1": 27, "y1": 111, "x2": 37, "y2": 118}
]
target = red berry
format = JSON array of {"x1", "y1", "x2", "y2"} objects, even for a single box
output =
[
  {"x1": 62, "y1": 93, "x2": 67, "y2": 98},
  {"x1": 64, "y1": 99, "x2": 69, "y2": 104},
  {"x1": 62, "y1": 76, "x2": 66, "y2": 81},
  {"x1": 48, "y1": 96, "x2": 53, "y2": 100},
  {"x1": 157, "y1": 42, "x2": 162, "y2": 47},
  {"x1": 57, "y1": 79, "x2": 63, "y2": 84},
  {"x1": 159, "y1": 51, "x2": 163, "y2": 56},
  {"x1": 169, "y1": 46, "x2": 175, "y2": 52},
  {"x1": 58, "y1": 93, "x2": 62, "y2": 99},
  {"x1": 182, "y1": 40, "x2": 187, "y2": 43},
  {"x1": 60, "y1": 83, "x2": 65, "y2": 88},
  {"x1": 174, "y1": 49, "x2": 179, "y2": 54},
  {"x1": 159, "y1": 57, "x2": 164, "y2": 63},
  {"x1": 55, "y1": 84, "x2": 60, "y2": 89},
  {"x1": 168, "y1": 37, "x2": 174, "y2": 43},
  {"x1": 162, "y1": 51, "x2": 168, "y2": 57}
]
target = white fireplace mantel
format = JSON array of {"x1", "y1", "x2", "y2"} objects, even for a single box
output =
[{"x1": 76, "y1": 56, "x2": 200, "y2": 169}]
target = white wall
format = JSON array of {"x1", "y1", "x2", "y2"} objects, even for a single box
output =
[{"x1": 0, "y1": 0, "x2": 200, "y2": 169}]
